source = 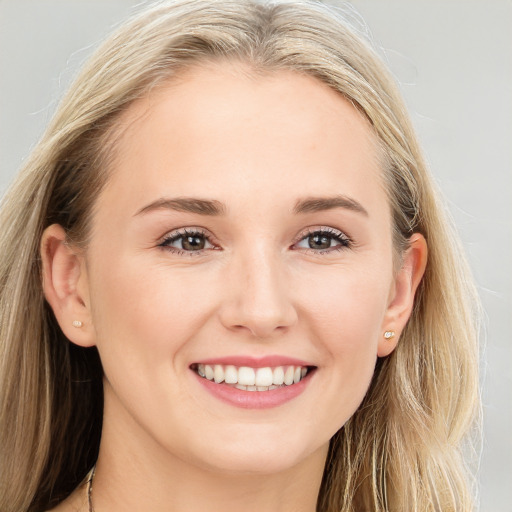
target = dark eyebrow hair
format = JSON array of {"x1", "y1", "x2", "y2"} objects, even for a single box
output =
[
  {"x1": 135, "y1": 197, "x2": 226, "y2": 216},
  {"x1": 135, "y1": 194, "x2": 367, "y2": 218},
  {"x1": 293, "y1": 195, "x2": 369, "y2": 216}
]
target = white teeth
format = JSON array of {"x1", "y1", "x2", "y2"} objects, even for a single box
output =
[
  {"x1": 195, "y1": 363, "x2": 311, "y2": 389},
  {"x1": 255, "y1": 367, "x2": 273, "y2": 387},
  {"x1": 205, "y1": 365, "x2": 214, "y2": 380},
  {"x1": 284, "y1": 366, "x2": 295, "y2": 385},
  {"x1": 238, "y1": 366, "x2": 256, "y2": 386},
  {"x1": 214, "y1": 365, "x2": 224, "y2": 383},
  {"x1": 224, "y1": 365, "x2": 237, "y2": 384},
  {"x1": 272, "y1": 366, "x2": 284, "y2": 385}
]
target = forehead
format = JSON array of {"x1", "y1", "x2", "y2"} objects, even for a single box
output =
[{"x1": 97, "y1": 62, "x2": 386, "y2": 219}]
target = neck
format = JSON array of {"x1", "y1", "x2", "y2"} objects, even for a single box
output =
[
  {"x1": 93, "y1": 443, "x2": 326, "y2": 512},
  {"x1": 93, "y1": 452, "x2": 325, "y2": 512}
]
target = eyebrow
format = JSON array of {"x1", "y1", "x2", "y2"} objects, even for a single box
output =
[
  {"x1": 135, "y1": 197, "x2": 226, "y2": 216},
  {"x1": 135, "y1": 194, "x2": 368, "y2": 218},
  {"x1": 293, "y1": 195, "x2": 368, "y2": 216}
]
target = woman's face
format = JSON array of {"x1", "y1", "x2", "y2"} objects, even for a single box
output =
[{"x1": 74, "y1": 64, "x2": 413, "y2": 475}]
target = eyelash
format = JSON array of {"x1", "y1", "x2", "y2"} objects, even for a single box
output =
[
  {"x1": 158, "y1": 228, "x2": 216, "y2": 256},
  {"x1": 158, "y1": 226, "x2": 352, "y2": 256},
  {"x1": 294, "y1": 227, "x2": 352, "y2": 254}
]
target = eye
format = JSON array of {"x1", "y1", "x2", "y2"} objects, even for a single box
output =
[
  {"x1": 294, "y1": 227, "x2": 351, "y2": 253},
  {"x1": 159, "y1": 228, "x2": 215, "y2": 254}
]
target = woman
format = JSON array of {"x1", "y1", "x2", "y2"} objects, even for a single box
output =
[{"x1": 0, "y1": 1, "x2": 480, "y2": 511}]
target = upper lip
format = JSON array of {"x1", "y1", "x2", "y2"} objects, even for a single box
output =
[{"x1": 191, "y1": 355, "x2": 314, "y2": 368}]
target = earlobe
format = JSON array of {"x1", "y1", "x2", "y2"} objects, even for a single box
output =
[
  {"x1": 41, "y1": 224, "x2": 96, "y2": 347},
  {"x1": 378, "y1": 234, "x2": 428, "y2": 357}
]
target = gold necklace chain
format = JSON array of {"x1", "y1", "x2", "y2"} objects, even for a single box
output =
[{"x1": 86, "y1": 465, "x2": 96, "y2": 512}]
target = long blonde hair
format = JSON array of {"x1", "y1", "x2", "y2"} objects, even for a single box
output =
[{"x1": 0, "y1": 1, "x2": 480, "y2": 510}]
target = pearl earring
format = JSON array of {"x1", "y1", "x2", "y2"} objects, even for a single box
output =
[
  {"x1": 384, "y1": 330, "x2": 395, "y2": 339},
  {"x1": 72, "y1": 320, "x2": 83, "y2": 328}
]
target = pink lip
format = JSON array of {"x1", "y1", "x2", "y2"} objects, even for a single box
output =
[
  {"x1": 192, "y1": 370, "x2": 314, "y2": 409},
  {"x1": 193, "y1": 355, "x2": 313, "y2": 368}
]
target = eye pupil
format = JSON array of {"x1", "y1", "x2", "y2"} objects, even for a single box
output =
[
  {"x1": 182, "y1": 235, "x2": 205, "y2": 250},
  {"x1": 309, "y1": 234, "x2": 331, "y2": 250}
]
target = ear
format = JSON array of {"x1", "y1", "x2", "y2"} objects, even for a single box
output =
[
  {"x1": 378, "y1": 234, "x2": 428, "y2": 357},
  {"x1": 41, "y1": 224, "x2": 96, "y2": 347}
]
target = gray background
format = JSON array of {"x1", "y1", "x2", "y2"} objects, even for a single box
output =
[{"x1": 0, "y1": 1, "x2": 510, "y2": 510}]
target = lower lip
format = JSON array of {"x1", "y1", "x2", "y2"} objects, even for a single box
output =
[{"x1": 193, "y1": 371, "x2": 313, "y2": 409}]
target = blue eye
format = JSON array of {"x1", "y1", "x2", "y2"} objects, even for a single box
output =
[
  {"x1": 159, "y1": 229, "x2": 214, "y2": 253},
  {"x1": 294, "y1": 228, "x2": 351, "y2": 252}
]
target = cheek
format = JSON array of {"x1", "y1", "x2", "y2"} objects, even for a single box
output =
[
  {"x1": 297, "y1": 263, "x2": 391, "y2": 423},
  {"x1": 298, "y1": 262, "x2": 391, "y2": 347},
  {"x1": 87, "y1": 254, "x2": 226, "y2": 400},
  {"x1": 89, "y1": 262, "x2": 205, "y2": 360},
  {"x1": 87, "y1": 257, "x2": 206, "y2": 434}
]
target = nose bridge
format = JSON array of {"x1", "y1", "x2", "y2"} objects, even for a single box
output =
[{"x1": 219, "y1": 242, "x2": 297, "y2": 337}]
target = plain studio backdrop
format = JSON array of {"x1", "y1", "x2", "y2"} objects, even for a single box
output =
[{"x1": 0, "y1": 1, "x2": 510, "y2": 510}]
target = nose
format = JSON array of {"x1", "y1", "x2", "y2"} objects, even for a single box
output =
[{"x1": 218, "y1": 246, "x2": 298, "y2": 339}]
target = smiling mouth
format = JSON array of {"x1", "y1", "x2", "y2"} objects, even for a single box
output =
[{"x1": 190, "y1": 363, "x2": 314, "y2": 391}]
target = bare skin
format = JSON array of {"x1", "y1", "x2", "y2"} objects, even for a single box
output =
[{"x1": 44, "y1": 63, "x2": 426, "y2": 512}]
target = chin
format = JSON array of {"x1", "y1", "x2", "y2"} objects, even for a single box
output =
[
  {"x1": 200, "y1": 452, "x2": 311, "y2": 476},
  {"x1": 184, "y1": 428, "x2": 323, "y2": 476}
]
